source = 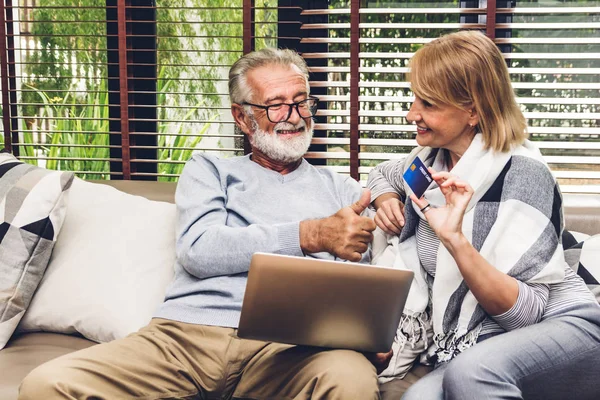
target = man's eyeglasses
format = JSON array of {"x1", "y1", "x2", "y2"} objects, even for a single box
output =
[{"x1": 242, "y1": 96, "x2": 319, "y2": 123}]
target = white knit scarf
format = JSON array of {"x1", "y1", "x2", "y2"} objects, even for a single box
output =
[{"x1": 387, "y1": 135, "x2": 567, "y2": 370}]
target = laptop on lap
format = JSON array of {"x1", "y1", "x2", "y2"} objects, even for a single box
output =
[{"x1": 237, "y1": 252, "x2": 413, "y2": 353}]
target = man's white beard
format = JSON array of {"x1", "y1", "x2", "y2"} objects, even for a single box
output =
[{"x1": 249, "y1": 118, "x2": 313, "y2": 163}]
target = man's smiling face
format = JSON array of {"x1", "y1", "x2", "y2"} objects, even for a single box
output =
[{"x1": 243, "y1": 63, "x2": 314, "y2": 164}]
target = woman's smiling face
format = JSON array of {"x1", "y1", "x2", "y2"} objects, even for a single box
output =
[{"x1": 406, "y1": 96, "x2": 478, "y2": 160}]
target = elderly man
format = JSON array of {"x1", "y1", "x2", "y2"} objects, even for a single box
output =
[{"x1": 19, "y1": 48, "x2": 387, "y2": 400}]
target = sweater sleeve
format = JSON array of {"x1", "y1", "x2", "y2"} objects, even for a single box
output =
[
  {"x1": 174, "y1": 155, "x2": 304, "y2": 279},
  {"x1": 367, "y1": 158, "x2": 407, "y2": 201},
  {"x1": 491, "y1": 281, "x2": 549, "y2": 330}
]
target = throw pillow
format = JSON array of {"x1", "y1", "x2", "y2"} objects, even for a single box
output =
[
  {"x1": 18, "y1": 178, "x2": 176, "y2": 343},
  {"x1": 563, "y1": 231, "x2": 600, "y2": 303},
  {"x1": 0, "y1": 153, "x2": 74, "y2": 349}
]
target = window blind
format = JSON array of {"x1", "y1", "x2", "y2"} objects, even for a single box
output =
[
  {"x1": 2, "y1": 0, "x2": 113, "y2": 179},
  {"x1": 0, "y1": 0, "x2": 279, "y2": 181},
  {"x1": 1, "y1": 0, "x2": 598, "y2": 192},
  {"x1": 496, "y1": 1, "x2": 600, "y2": 193},
  {"x1": 301, "y1": 0, "x2": 599, "y2": 193}
]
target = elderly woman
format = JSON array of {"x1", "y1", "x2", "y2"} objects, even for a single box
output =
[{"x1": 368, "y1": 31, "x2": 600, "y2": 399}]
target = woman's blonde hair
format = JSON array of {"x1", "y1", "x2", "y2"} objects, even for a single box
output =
[{"x1": 409, "y1": 30, "x2": 527, "y2": 152}]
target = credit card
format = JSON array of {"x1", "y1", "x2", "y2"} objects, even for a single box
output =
[{"x1": 403, "y1": 156, "x2": 433, "y2": 198}]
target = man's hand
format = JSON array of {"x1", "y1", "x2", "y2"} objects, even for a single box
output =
[
  {"x1": 363, "y1": 349, "x2": 393, "y2": 374},
  {"x1": 300, "y1": 190, "x2": 376, "y2": 262}
]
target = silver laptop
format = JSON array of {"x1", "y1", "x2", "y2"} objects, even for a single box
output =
[{"x1": 237, "y1": 252, "x2": 413, "y2": 353}]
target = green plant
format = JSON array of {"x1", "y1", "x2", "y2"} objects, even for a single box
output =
[
  {"x1": 17, "y1": 1, "x2": 282, "y2": 180},
  {"x1": 157, "y1": 114, "x2": 215, "y2": 181},
  {"x1": 156, "y1": 66, "x2": 213, "y2": 181},
  {"x1": 25, "y1": 82, "x2": 110, "y2": 178},
  {"x1": 22, "y1": 69, "x2": 214, "y2": 180}
]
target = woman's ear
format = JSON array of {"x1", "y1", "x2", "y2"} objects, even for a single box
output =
[{"x1": 468, "y1": 107, "x2": 479, "y2": 128}]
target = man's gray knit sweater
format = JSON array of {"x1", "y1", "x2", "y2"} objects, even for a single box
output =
[{"x1": 155, "y1": 153, "x2": 366, "y2": 328}]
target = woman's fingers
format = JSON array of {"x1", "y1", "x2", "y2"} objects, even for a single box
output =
[
  {"x1": 440, "y1": 176, "x2": 459, "y2": 195},
  {"x1": 436, "y1": 177, "x2": 475, "y2": 211},
  {"x1": 429, "y1": 171, "x2": 474, "y2": 197},
  {"x1": 382, "y1": 199, "x2": 405, "y2": 228},
  {"x1": 453, "y1": 180, "x2": 473, "y2": 193},
  {"x1": 440, "y1": 177, "x2": 473, "y2": 195},
  {"x1": 374, "y1": 209, "x2": 401, "y2": 235},
  {"x1": 373, "y1": 198, "x2": 406, "y2": 235},
  {"x1": 409, "y1": 193, "x2": 427, "y2": 210}
]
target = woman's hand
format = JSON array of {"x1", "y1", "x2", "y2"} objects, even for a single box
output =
[
  {"x1": 410, "y1": 169, "x2": 474, "y2": 245},
  {"x1": 412, "y1": 169, "x2": 520, "y2": 316},
  {"x1": 372, "y1": 193, "x2": 405, "y2": 235}
]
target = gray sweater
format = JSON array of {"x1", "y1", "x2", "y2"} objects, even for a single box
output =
[{"x1": 155, "y1": 153, "x2": 367, "y2": 328}]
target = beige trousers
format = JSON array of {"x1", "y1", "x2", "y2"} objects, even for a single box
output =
[{"x1": 19, "y1": 318, "x2": 379, "y2": 400}]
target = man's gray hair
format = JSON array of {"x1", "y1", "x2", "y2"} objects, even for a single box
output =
[{"x1": 229, "y1": 48, "x2": 309, "y2": 105}]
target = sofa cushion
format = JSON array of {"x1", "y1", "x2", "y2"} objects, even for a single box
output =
[
  {"x1": 0, "y1": 332, "x2": 95, "y2": 400},
  {"x1": 0, "y1": 154, "x2": 74, "y2": 350},
  {"x1": 18, "y1": 178, "x2": 176, "y2": 343},
  {"x1": 563, "y1": 231, "x2": 600, "y2": 302},
  {"x1": 90, "y1": 179, "x2": 176, "y2": 203}
]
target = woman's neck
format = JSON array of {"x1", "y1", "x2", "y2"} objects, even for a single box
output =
[
  {"x1": 447, "y1": 151, "x2": 462, "y2": 170},
  {"x1": 445, "y1": 130, "x2": 477, "y2": 170}
]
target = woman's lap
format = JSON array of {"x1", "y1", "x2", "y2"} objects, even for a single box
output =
[{"x1": 401, "y1": 311, "x2": 600, "y2": 400}]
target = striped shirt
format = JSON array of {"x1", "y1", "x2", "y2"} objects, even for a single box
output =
[{"x1": 368, "y1": 157, "x2": 598, "y2": 337}]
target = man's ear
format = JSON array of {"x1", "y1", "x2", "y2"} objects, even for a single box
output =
[{"x1": 231, "y1": 104, "x2": 252, "y2": 136}]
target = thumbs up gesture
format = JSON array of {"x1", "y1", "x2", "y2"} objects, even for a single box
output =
[
  {"x1": 300, "y1": 190, "x2": 377, "y2": 262},
  {"x1": 350, "y1": 189, "x2": 373, "y2": 215}
]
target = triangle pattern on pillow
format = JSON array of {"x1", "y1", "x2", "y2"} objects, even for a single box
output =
[
  {"x1": 577, "y1": 263, "x2": 599, "y2": 285},
  {"x1": 564, "y1": 232, "x2": 600, "y2": 304},
  {"x1": 21, "y1": 217, "x2": 54, "y2": 241},
  {"x1": 0, "y1": 162, "x2": 21, "y2": 179},
  {"x1": 0, "y1": 156, "x2": 74, "y2": 351},
  {"x1": 0, "y1": 222, "x2": 9, "y2": 244},
  {"x1": 571, "y1": 241, "x2": 585, "y2": 250},
  {"x1": 561, "y1": 230, "x2": 578, "y2": 249}
]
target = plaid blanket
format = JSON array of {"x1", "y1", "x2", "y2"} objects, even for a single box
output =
[{"x1": 392, "y1": 135, "x2": 567, "y2": 364}]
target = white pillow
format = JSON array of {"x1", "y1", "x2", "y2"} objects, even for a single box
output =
[{"x1": 18, "y1": 178, "x2": 176, "y2": 343}]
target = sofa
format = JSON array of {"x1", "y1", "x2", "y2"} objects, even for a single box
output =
[{"x1": 1, "y1": 176, "x2": 599, "y2": 400}]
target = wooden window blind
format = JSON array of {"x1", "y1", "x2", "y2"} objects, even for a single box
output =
[
  {"x1": 0, "y1": 0, "x2": 278, "y2": 180},
  {"x1": 1, "y1": 0, "x2": 598, "y2": 193},
  {"x1": 301, "y1": 0, "x2": 599, "y2": 193}
]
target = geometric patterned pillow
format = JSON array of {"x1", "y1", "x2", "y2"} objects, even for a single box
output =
[
  {"x1": 563, "y1": 230, "x2": 600, "y2": 303},
  {"x1": 0, "y1": 152, "x2": 74, "y2": 349}
]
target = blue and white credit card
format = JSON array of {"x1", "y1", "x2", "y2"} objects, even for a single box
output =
[{"x1": 403, "y1": 157, "x2": 433, "y2": 198}]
